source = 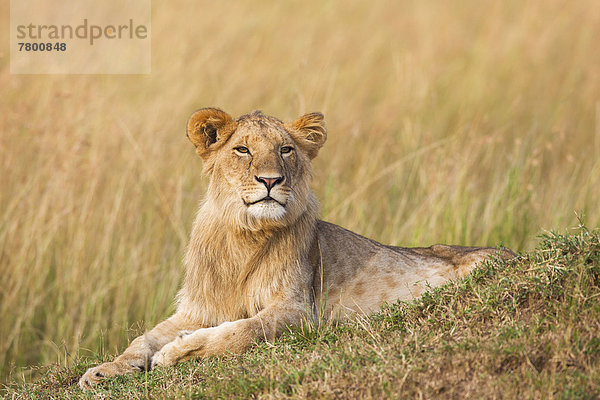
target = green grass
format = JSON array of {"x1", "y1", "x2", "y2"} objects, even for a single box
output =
[{"x1": 4, "y1": 227, "x2": 599, "y2": 399}]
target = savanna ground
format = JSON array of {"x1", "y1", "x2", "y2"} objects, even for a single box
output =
[{"x1": 1, "y1": 0, "x2": 599, "y2": 398}]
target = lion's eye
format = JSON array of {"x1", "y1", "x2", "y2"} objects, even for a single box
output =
[
  {"x1": 234, "y1": 146, "x2": 250, "y2": 155},
  {"x1": 280, "y1": 146, "x2": 294, "y2": 154}
]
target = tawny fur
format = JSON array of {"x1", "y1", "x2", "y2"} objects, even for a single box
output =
[{"x1": 79, "y1": 109, "x2": 514, "y2": 389}]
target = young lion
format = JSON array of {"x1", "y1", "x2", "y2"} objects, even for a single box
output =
[{"x1": 79, "y1": 108, "x2": 512, "y2": 388}]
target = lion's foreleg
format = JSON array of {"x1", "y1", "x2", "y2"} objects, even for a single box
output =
[
  {"x1": 79, "y1": 313, "x2": 197, "y2": 389},
  {"x1": 151, "y1": 301, "x2": 308, "y2": 368}
]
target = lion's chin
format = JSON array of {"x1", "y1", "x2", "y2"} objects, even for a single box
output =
[{"x1": 246, "y1": 201, "x2": 287, "y2": 220}]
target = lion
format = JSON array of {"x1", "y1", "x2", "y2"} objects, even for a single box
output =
[{"x1": 79, "y1": 108, "x2": 513, "y2": 388}]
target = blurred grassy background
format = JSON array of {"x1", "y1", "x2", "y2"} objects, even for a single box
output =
[{"x1": 1, "y1": 0, "x2": 599, "y2": 382}]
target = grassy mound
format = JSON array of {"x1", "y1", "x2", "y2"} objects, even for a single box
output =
[{"x1": 4, "y1": 227, "x2": 600, "y2": 399}]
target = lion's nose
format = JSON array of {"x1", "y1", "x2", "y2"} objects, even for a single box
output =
[{"x1": 255, "y1": 176, "x2": 284, "y2": 191}]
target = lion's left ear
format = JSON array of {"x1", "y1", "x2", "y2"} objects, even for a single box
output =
[
  {"x1": 287, "y1": 112, "x2": 327, "y2": 159},
  {"x1": 187, "y1": 108, "x2": 236, "y2": 159}
]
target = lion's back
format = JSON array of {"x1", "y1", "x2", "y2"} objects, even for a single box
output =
[{"x1": 312, "y1": 220, "x2": 513, "y2": 319}]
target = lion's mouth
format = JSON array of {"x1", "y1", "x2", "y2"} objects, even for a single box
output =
[{"x1": 244, "y1": 196, "x2": 286, "y2": 207}]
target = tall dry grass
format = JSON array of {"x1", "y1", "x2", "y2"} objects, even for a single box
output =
[{"x1": 1, "y1": 0, "x2": 599, "y2": 382}]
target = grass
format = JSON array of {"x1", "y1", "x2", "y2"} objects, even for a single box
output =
[
  {"x1": 1, "y1": 0, "x2": 600, "y2": 393},
  {"x1": 4, "y1": 226, "x2": 600, "y2": 398}
]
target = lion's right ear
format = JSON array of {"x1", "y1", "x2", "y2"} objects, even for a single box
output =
[
  {"x1": 288, "y1": 112, "x2": 327, "y2": 159},
  {"x1": 186, "y1": 108, "x2": 236, "y2": 159}
]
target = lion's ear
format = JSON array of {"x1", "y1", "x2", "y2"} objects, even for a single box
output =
[
  {"x1": 288, "y1": 112, "x2": 327, "y2": 159},
  {"x1": 187, "y1": 108, "x2": 235, "y2": 159}
]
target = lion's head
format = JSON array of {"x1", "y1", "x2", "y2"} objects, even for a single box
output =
[{"x1": 186, "y1": 108, "x2": 327, "y2": 230}]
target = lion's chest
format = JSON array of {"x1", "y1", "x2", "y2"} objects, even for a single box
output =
[{"x1": 179, "y1": 256, "x2": 287, "y2": 326}]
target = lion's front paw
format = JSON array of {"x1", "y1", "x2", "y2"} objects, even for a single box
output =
[
  {"x1": 79, "y1": 362, "x2": 119, "y2": 389},
  {"x1": 177, "y1": 329, "x2": 195, "y2": 338},
  {"x1": 151, "y1": 342, "x2": 182, "y2": 369}
]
